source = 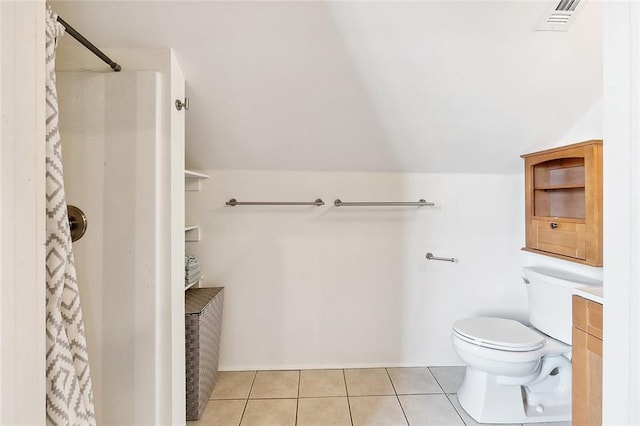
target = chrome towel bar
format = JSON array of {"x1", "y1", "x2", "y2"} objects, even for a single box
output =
[
  {"x1": 334, "y1": 199, "x2": 434, "y2": 207},
  {"x1": 225, "y1": 198, "x2": 325, "y2": 207},
  {"x1": 425, "y1": 252, "x2": 456, "y2": 262}
]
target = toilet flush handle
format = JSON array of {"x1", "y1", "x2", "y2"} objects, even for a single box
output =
[{"x1": 522, "y1": 277, "x2": 530, "y2": 284}]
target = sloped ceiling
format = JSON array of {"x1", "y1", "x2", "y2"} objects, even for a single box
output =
[{"x1": 51, "y1": 1, "x2": 602, "y2": 173}]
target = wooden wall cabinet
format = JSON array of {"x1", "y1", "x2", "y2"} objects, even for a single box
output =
[
  {"x1": 522, "y1": 140, "x2": 603, "y2": 266},
  {"x1": 572, "y1": 295, "x2": 602, "y2": 425}
]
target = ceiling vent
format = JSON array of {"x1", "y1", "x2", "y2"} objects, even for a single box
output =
[{"x1": 536, "y1": 0, "x2": 586, "y2": 32}]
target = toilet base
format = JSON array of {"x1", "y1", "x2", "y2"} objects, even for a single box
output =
[{"x1": 457, "y1": 366, "x2": 571, "y2": 424}]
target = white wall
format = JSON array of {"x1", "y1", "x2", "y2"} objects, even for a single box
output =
[
  {"x1": 187, "y1": 171, "x2": 527, "y2": 370},
  {"x1": 0, "y1": 1, "x2": 46, "y2": 424},
  {"x1": 187, "y1": 92, "x2": 606, "y2": 373},
  {"x1": 556, "y1": 100, "x2": 603, "y2": 148},
  {"x1": 602, "y1": 2, "x2": 640, "y2": 423}
]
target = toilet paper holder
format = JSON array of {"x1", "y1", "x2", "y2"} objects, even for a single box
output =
[{"x1": 425, "y1": 252, "x2": 455, "y2": 263}]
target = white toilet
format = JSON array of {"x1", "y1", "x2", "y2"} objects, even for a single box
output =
[{"x1": 451, "y1": 267, "x2": 602, "y2": 424}]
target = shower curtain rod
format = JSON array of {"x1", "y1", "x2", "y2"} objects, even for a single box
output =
[{"x1": 56, "y1": 16, "x2": 121, "y2": 72}]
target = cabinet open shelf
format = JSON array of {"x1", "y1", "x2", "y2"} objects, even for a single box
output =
[
  {"x1": 533, "y1": 187, "x2": 585, "y2": 219},
  {"x1": 185, "y1": 170, "x2": 209, "y2": 179},
  {"x1": 185, "y1": 169, "x2": 210, "y2": 191},
  {"x1": 185, "y1": 225, "x2": 201, "y2": 242},
  {"x1": 534, "y1": 157, "x2": 585, "y2": 185},
  {"x1": 531, "y1": 155, "x2": 586, "y2": 219},
  {"x1": 184, "y1": 170, "x2": 207, "y2": 291},
  {"x1": 534, "y1": 184, "x2": 586, "y2": 190},
  {"x1": 185, "y1": 276, "x2": 203, "y2": 291}
]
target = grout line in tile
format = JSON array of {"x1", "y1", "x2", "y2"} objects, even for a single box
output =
[
  {"x1": 445, "y1": 393, "x2": 469, "y2": 426},
  {"x1": 343, "y1": 368, "x2": 351, "y2": 396},
  {"x1": 385, "y1": 368, "x2": 410, "y2": 426},
  {"x1": 247, "y1": 396, "x2": 304, "y2": 400},
  {"x1": 384, "y1": 368, "x2": 399, "y2": 396},
  {"x1": 237, "y1": 398, "x2": 249, "y2": 426},
  {"x1": 295, "y1": 371, "x2": 300, "y2": 426},
  {"x1": 248, "y1": 370, "x2": 258, "y2": 395},
  {"x1": 342, "y1": 369, "x2": 354, "y2": 426},
  {"x1": 347, "y1": 394, "x2": 411, "y2": 398},
  {"x1": 298, "y1": 395, "x2": 353, "y2": 399},
  {"x1": 394, "y1": 391, "x2": 444, "y2": 396},
  {"x1": 296, "y1": 369, "x2": 300, "y2": 426},
  {"x1": 427, "y1": 367, "x2": 449, "y2": 395},
  {"x1": 237, "y1": 371, "x2": 257, "y2": 425}
]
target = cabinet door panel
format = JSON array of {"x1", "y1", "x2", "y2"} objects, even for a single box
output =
[
  {"x1": 573, "y1": 330, "x2": 602, "y2": 425},
  {"x1": 533, "y1": 220, "x2": 586, "y2": 259},
  {"x1": 573, "y1": 296, "x2": 603, "y2": 339}
]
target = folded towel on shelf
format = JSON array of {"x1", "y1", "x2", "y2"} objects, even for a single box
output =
[
  {"x1": 184, "y1": 255, "x2": 202, "y2": 286},
  {"x1": 186, "y1": 270, "x2": 201, "y2": 281},
  {"x1": 186, "y1": 263, "x2": 201, "y2": 271},
  {"x1": 185, "y1": 274, "x2": 201, "y2": 286},
  {"x1": 185, "y1": 255, "x2": 199, "y2": 269},
  {"x1": 186, "y1": 267, "x2": 199, "y2": 275}
]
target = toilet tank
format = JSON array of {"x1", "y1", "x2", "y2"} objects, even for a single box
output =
[{"x1": 523, "y1": 267, "x2": 602, "y2": 345}]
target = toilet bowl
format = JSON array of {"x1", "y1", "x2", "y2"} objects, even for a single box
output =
[
  {"x1": 453, "y1": 317, "x2": 570, "y2": 379},
  {"x1": 451, "y1": 267, "x2": 602, "y2": 424},
  {"x1": 452, "y1": 317, "x2": 572, "y2": 423}
]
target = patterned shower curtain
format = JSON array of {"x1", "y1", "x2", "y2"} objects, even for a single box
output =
[{"x1": 45, "y1": 6, "x2": 96, "y2": 425}]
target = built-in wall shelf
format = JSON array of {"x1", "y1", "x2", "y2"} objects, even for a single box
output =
[
  {"x1": 185, "y1": 169, "x2": 210, "y2": 191},
  {"x1": 185, "y1": 276, "x2": 203, "y2": 291},
  {"x1": 522, "y1": 140, "x2": 602, "y2": 266},
  {"x1": 534, "y1": 184, "x2": 586, "y2": 190},
  {"x1": 184, "y1": 171, "x2": 206, "y2": 292},
  {"x1": 185, "y1": 225, "x2": 201, "y2": 242}
]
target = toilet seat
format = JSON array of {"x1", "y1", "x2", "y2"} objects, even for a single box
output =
[{"x1": 453, "y1": 317, "x2": 546, "y2": 352}]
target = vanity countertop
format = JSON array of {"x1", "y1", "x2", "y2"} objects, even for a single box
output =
[{"x1": 574, "y1": 286, "x2": 603, "y2": 305}]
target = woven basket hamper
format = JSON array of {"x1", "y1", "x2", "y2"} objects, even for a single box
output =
[{"x1": 185, "y1": 287, "x2": 224, "y2": 421}]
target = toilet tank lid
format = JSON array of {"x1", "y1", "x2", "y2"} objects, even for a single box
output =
[
  {"x1": 453, "y1": 317, "x2": 546, "y2": 350},
  {"x1": 523, "y1": 267, "x2": 602, "y2": 289}
]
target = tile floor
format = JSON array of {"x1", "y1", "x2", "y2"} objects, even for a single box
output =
[{"x1": 187, "y1": 366, "x2": 571, "y2": 426}]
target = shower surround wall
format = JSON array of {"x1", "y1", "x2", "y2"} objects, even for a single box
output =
[
  {"x1": 55, "y1": 48, "x2": 185, "y2": 425},
  {"x1": 58, "y1": 71, "x2": 160, "y2": 424},
  {"x1": 186, "y1": 171, "x2": 528, "y2": 370}
]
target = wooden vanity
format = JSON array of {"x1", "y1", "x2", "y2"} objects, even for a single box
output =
[{"x1": 572, "y1": 294, "x2": 603, "y2": 425}]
